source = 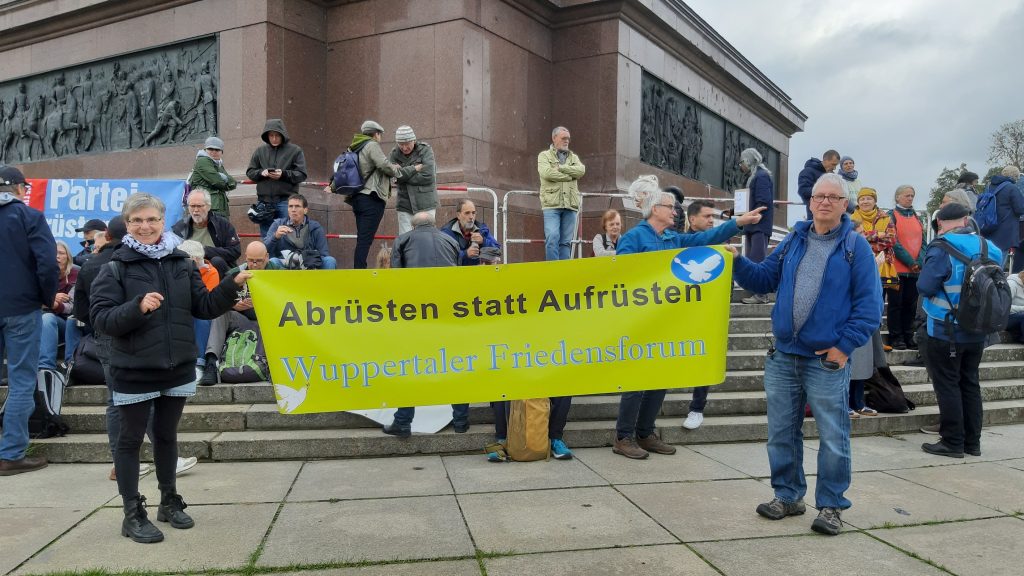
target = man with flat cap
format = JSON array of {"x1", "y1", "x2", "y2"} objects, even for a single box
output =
[{"x1": 74, "y1": 218, "x2": 107, "y2": 266}]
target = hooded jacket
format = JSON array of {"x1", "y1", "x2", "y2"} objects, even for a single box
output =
[
  {"x1": 171, "y1": 212, "x2": 242, "y2": 264},
  {"x1": 245, "y1": 119, "x2": 308, "y2": 203},
  {"x1": 980, "y1": 175, "x2": 1024, "y2": 251},
  {"x1": 89, "y1": 245, "x2": 239, "y2": 394},
  {"x1": 797, "y1": 158, "x2": 827, "y2": 217},
  {"x1": 389, "y1": 141, "x2": 438, "y2": 213},
  {"x1": 0, "y1": 192, "x2": 59, "y2": 318},
  {"x1": 350, "y1": 133, "x2": 397, "y2": 202},
  {"x1": 189, "y1": 150, "x2": 237, "y2": 216}
]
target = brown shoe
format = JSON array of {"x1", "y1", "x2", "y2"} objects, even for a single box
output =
[
  {"x1": 0, "y1": 456, "x2": 48, "y2": 476},
  {"x1": 637, "y1": 432, "x2": 677, "y2": 455},
  {"x1": 612, "y1": 436, "x2": 649, "y2": 459}
]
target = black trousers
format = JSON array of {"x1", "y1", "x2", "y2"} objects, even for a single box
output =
[
  {"x1": 115, "y1": 395, "x2": 187, "y2": 499},
  {"x1": 886, "y1": 274, "x2": 919, "y2": 343},
  {"x1": 923, "y1": 337, "x2": 984, "y2": 451},
  {"x1": 491, "y1": 396, "x2": 572, "y2": 441},
  {"x1": 351, "y1": 193, "x2": 386, "y2": 269}
]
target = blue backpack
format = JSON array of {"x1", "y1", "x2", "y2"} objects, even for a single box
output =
[
  {"x1": 974, "y1": 181, "x2": 1008, "y2": 234},
  {"x1": 331, "y1": 141, "x2": 369, "y2": 196}
]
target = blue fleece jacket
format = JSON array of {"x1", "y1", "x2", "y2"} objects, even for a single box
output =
[
  {"x1": 616, "y1": 219, "x2": 740, "y2": 255},
  {"x1": 0, "y1": 192, "x2": 59, "y2": 318},
  {"x1": 733, "y1": 214, "x2": 883, "y2": 357}
]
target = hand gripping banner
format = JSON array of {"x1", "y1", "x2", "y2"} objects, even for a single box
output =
[{"x1": 248, "y1": 246, "x2": 733, "y2": 414}]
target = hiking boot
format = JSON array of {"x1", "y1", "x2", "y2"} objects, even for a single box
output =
[
  {"x1": 157, "y1": 491, "x2": 194, "y2": 529},
  {"x1": 922, "y1": 441, "x2": 964, "y2": 458},
  {"x1": 453, "y1": 422, "x2": 470, "y2": 433},
  {"x1": 382, "y1": 423, "x2": 411, "y2": 438},
  {"x1": 756, "y1": 497, "x2": 806, "y2": 520},
  {"x1": 0, "y1": 456, "x2": 48, "y2": 476},
  {"x1": 920, "y1": 424, "x2": 940, "y2": 435},
  {"x1": 122, "y1": 495, "x2": 164, "y2": 543},
  {"x1": 551, "y1": 439, "x2": 573, "y2": 460},
  {"x1": 199, "y1": 360, "x2": 218, "y2": 386},
  {"x1": 811, "y1": 507, "x2": 843, "y2": 536},
  {"x1": 637, "y1": 432, "x2": 676, "y2": 455},
  {"x1": 175, "y1": 457, "x2": 198, "y2": 476},
  {"x1": 612, "y1": 436, "x2": 649, "y2": 459},
  {"x1": 682, "y1": 411, "x2": 704, "y2": 430}
]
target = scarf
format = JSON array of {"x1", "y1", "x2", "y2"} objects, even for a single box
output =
[
  {"x1": 196, "y1": 149, "x2": 224, "y2": 167},
  {"x1": 123, "y1": 231, "x2": 182, "y2": 259},
  {"x1": 852, "y1": 205, "x2": 879, "y2": 224},
  {"x1": 839, "y1": 167, "x2": 859, "y2": 181}
]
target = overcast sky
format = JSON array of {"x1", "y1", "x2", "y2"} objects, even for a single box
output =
[{"x1": 685, "y1": 0, "x2": 1024, "y2": 221}]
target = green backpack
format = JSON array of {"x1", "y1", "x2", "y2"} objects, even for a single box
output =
[{"x1": 219, "y1": 318, "x2": 270, "y2": 383}]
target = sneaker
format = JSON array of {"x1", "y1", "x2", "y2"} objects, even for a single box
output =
[
  {"x1": 199, "y1": 361, "x2": 218, "y2": 386},
  {"x1": 551, "y1": 439, "x2": 573, "y2": 460},
  {"x1": 637, "y1": 432, "x2": 676, "y2": 455},
  {"x1": 612, "y1": 436, "x2": 649, "y2": 459},
  {"x1": 921, "y1": 441, "x2": 964, "y2": 459},
  {"x1": 486, "y1": 439, "x2": 507, "y2": 462},
  {"x1": 175, "y1": 457, "x2": 198, "y2": 476},
  {"x1": 811, "y1": 507, "x2": 843, "y2": 535},
  {"x1": 920, "y1": 424, "x2": 940, "y2": 435},
  {"x1": 756, "y1": 497, "x2": 806, "y2": 520},
  {"x1": 741, "y1": 294, "x2": 768, "y2": 304},
  {"x1": 382, "y1": 423, "x2": 411, "y2": 438},
  {"x1": 682, "y1": 411, "x2": 704, "y2": 430}
]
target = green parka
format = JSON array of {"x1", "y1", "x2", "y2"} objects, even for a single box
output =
[
  {"x1": 189, "y1": 151, "x2": 237, "y2": 217},
  {"x1": 389, "y1": 141, "x2": 437, "y2": 214}
]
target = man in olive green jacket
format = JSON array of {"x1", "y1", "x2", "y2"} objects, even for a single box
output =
[
  {"x1": 346, "y1": 120, "x2": 399, "y2": 269},
  {"x1": 538, "y1": 126, "x2": 586, "y2": 260},
  {"x1": 388, "y1": 125, "x2": 437, "y2": 235},
  {"x1": 188, "y1": 136, "x2": 237, "y2": 218}
]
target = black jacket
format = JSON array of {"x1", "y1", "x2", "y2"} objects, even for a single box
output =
[
  {"x1": 245, "y1": 119, "x2": 308, "y2": 202},
  {"x1": 89, "y1": 245, "x2": 239, "y2": 394},
  {"x1": 73, "y1": 242, "x2": 118, "y2": 327},
  {"x1": 171, "y1": 212, "x2": 242, "y2": 264}
]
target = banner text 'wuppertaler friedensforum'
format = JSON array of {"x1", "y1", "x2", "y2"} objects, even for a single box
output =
[{"x1": 248, "y1": 246, "x2": 733, "y2": 414}]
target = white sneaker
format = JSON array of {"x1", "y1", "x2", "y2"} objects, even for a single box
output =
[
  {"x1": 139, "y1": 463, "x2": 152, "y2": 476},
  {"x1": 175, "y1": 456, "x2": 198, "y2": 476},
  {"x1": 683, "y1": 411, "x2": 704, "y2": 430}
]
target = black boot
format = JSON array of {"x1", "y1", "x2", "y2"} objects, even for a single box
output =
[
  {"x1": 157, "y1": 489, "x2": 195, "y2": 529},
  {"x1": 122, "y1": 494, "x2": 164, "y2": 543},
  {"x1": 199, "y1": 355, "x2": 219, "y2": 386}
]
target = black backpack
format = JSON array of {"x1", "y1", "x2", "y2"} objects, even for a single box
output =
[
  {"x1": 864, "y1": 367, "x2": 915, "y2": 414},
  {"x1": 0, "y1": 368, "x2": 71, "y2": 438},
  {"x1": 933, "y1": 237, "x2": 1012, "y2": 335},
  {"x1": 67, "y1": 334, "x2": 106, "y2": 386}
]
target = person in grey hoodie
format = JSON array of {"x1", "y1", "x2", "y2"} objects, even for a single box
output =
[{"x1": 245, "y1": 119, "x2": 308, "y2": 238}]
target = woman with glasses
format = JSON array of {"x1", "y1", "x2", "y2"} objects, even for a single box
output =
[{"x1": 90, "y1": 193, "x2": 250, "y2": 543}]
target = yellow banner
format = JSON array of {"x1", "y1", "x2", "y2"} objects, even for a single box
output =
[{"x1": 247, "y1": 246, "x2": 733, "y2": 414}]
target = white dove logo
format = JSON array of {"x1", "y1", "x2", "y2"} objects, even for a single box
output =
[
  {"x1": 670, "y1": 247, "x2": 725, "y2": 284},
  {"x1": 275, "y1": 384, "x2": 308, "y2": 413}
]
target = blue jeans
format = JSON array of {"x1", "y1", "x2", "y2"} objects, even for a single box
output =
[
  {"x1": 259, "y1": 199, "x2": 290, "y2": 239},
  {"x1": 764, "y1": 350, "x2": 852, "y2": 509},
  {"x1": 690, "y1": 386, "x2": 709, "y2": 412},
  {"x1": 194, "y1": 318, "x2": 211, "y2": 365},
  {"x1": 393, "y1": 404, "x2": 469, "y2": 429},
  {"x1": 616, "y1": 389, "x2": 667, "y2": 439},
  {"x1": 543, "y1": 208, "x2": 577, "y2": 261},
  {"x1": 270, "y1": 255, "x2": 338, "y2": 270},
  {"x1": 39, "y1": 312, "x2": 81, "y2": 369},
  {"x1": 0, "y1": 310, "x2": 42, "y2": 461}
]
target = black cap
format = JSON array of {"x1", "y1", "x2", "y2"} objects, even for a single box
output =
[
  {"x1": 106, "y1": 216, "x2": 128, "y2": 241},
  {"x1": 75, "y1": 218, "x2": 108, "y2": 233},
  {"x1": 936, "y1": 203, "x2": 970, "y2": 222},
  {"x1": 0, "y1": 165, "x2": 27, "y2": 186}
]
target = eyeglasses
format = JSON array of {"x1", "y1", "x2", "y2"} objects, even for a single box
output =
[
  {"x1": 810, "y1": 195, "x2": 846, "y2": 204},
  {"x1": 127, "y1": 217, "x2": 163, "y2": 226},
  {"x1": 655, "y1": 202, "x2": 680, "y2": 210}
]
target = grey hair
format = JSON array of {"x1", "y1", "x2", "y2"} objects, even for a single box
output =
[
  {"x1": 942, "y1": 188, "x2": 973, "y2": 212},
  {"x1": 551, "y1": 126, "x2": 569, "y2": 139},
  {"x1": 811, "y1": 173, "x2": 846, "y2": 197},
  {"x1": 122, "y1": 192, "x2": 166, "y2": 218},
  {"x1": 1001, "y1": 165, "x2": 1021, "y2": 179},
  {"x1": 411, "y1": 211, "x2": 435, "y2": 226},
  {"x1": 188, "y1": 188, "x2": 212, "y2": 206},
  {"x1": 179, "y1": 239, "x2": 205, "y2": 260},
  {"x1": 894, "y1": 185, "x2": 915, "y2": 200},
  {"x1": 628, "y1": 175, "x2": 662, "y2": 217}
]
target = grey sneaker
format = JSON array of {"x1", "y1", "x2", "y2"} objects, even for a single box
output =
[
  {"x1": 741, "y1": 294, "x2": 769, "y2": 304},
  {"x1": 920, "y1": 424, "x2": 940, "y2": 435},
  {"x1": 811, "y1": 507, "x2": 843, "y2": 535},
  {"x1": 756, "y1": 497, "x2": 806, "y2": 520}
]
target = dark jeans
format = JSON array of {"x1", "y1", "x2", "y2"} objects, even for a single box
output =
[
  {"x1": 923, "y1": 337, "x2": 984, "y2": 451},
  {"x1": 351, "y1": 193, "x2": 386, "y2": 269},
  {"x1": 393, "y1": 404, "x2": 469, "y2": 428},
  {"x1": 744, "y1": 231, "x2": 768, "y2": 263},
  {"x1": 616, "y1": 389, "x2": 667, "y2": 439},
  {"x1": 491, "y1": 397, "x2": 572, "y2": 440},
  {"x1": 115, "y1": 396, "x2": 187, "y2": 498},
  {"x1": 849, "y1": 379, "x2": 866, "y2": 411},
  {"x1": 1008, "y1": 312, "x2": 1024, "y2": 343},
  {"x1": 689, "y1": 386, "x2": 709, "y2": 412},
  {"x1": 886, "y1": 275, "x2": 919, "y2": 343},
  {"x1": 258, "y1": 199, "x2": 289, "y2": 239}
]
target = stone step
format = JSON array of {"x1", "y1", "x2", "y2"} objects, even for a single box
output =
[
  {"x1": 55, "y1": 379, "x2": 1024, "y2": 433},
  {"x1": 723, "y1": 344, "x2": 1024, "y2": 371},
  {"x1": 32, "y1": 398, "x2": 1024, "y2": 462}
]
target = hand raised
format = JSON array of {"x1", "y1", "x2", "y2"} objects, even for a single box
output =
[{"x1": 139, "y1": 292, "x2": 164, "y2": 314}]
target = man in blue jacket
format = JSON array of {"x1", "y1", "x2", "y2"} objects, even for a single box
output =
[
  {"x1": 730, "y1": 173, "x2": 882, "y2": 536},
  {"x1": 0, "y1": 166, "x2": 59, "y2": 475},
  {"x1": 611, "y1": 175, "x2": 766, "y2": 460},
  {"x1": 440, "y1": 199, "x2": 501, "y2": 265},
  {"x1": 918, "y1": 202, "x2": 1002, "y2": 459},
  {"x1": 797, "y1": 150, "x2": 839, "y2": 219},
  {"x1": 264, "y1": 194, "x2": 336, "y2": 269}
]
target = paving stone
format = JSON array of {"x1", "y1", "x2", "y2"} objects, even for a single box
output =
[
  {"x1": 459, "y1": 486, "x2": 676, "y2": 554},
  {"x1": 806, "y1": 433, "x2": 969, "y2": 471},
  {"x1": 996, "y1": 458, "x2": 1024, "y2": 471},
  {"x1": 0, "y1": 464, "x2": 117, "y2": 508},
  {"x1": 272, "y1": 560, "x2": 482, "y2": 576},
  {"x1": 805, "y1": 471, "x2": 998, "y2": 529},
  {"x1": 0, "y1": 508, "x2": 90, "y2": 575},
  {"x1": 573, "y1": 446, "x2": 746, "y2": 484},
  {"x1": 442, "y1": 454, "x2": 607, "y2": 494},
  {"x1": 966, "y1": 428, "x2": 1024, "y2": 461},
  {"x1": 689, "y1": 441, "x2": 818, "y2": 477},
  {"x1": 887, "y1": 462, "x2": 1024, "y2": 514},
  {"x1": 16, "y1": 503, "x2": 277, "y2": 574},
  {"x1": 619, "y1": 479, "x2": 812, "y2": 541},
  {"x1": 485, "y1": 544, "x2": 719, "y2": 576},
  {"x1": 258, "y1": 496, "x2": 474, "y2": 566},
  {"x1": 692, "y1": 532, "x2": 946, "y2": 576},
  {"x1": 141, "y1": 461, "x2": 303, "y2": 504},
  {"x1": 868, "y1": 517, "x2": 1024, "y2": 576},
  {"x1": 288, "y1": 456, "x2": 452, "y2": 501}
]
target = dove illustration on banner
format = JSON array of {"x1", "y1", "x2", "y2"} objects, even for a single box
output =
[
  {"x1": 275, "y1": 384, "x2": 308, "y2": 413},
  {"x1": 670, "y1": 247, "x2": 726, "y2": 284}
]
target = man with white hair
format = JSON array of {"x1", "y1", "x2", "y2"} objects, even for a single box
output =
[
  {"x1": 389, "y1": 125, "x2": 437, "y2": 236},
  {"x1": 612, "y1": 175, "x2": 765, "y2": 461},
  {"x1": 172, "y1": 189, "x2": 241, "y2": 277},
  {"x1": 729, "y1": 172, "x2": 882, "y2": 536}
]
